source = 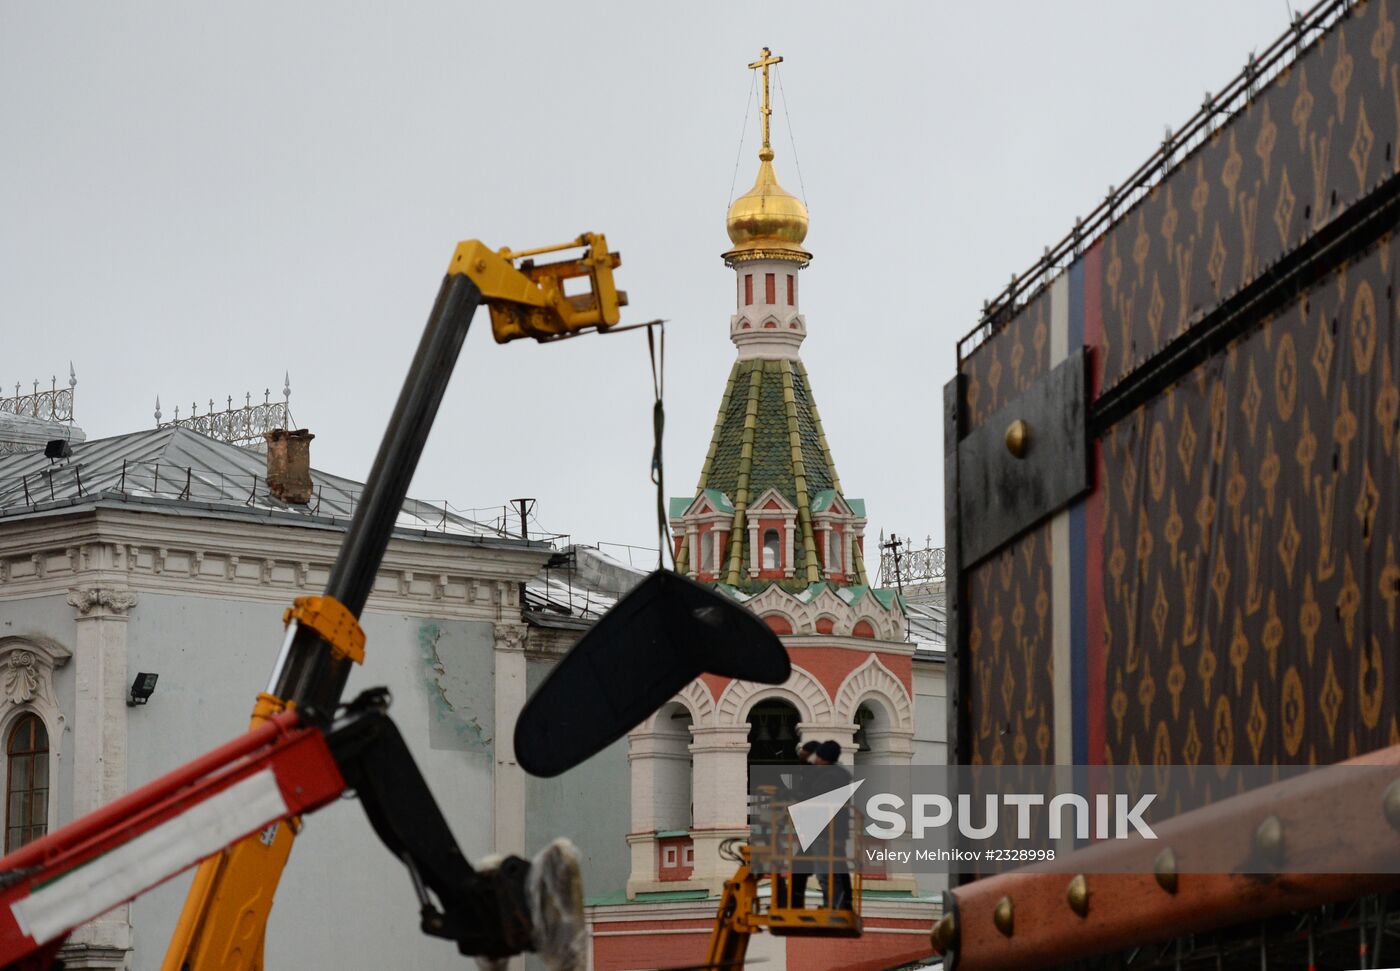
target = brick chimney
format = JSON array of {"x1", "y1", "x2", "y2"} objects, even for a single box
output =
[{"x1": 263, "y1": 428, "x2": 315, "y2": 505}]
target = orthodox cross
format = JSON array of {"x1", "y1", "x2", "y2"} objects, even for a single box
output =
[
  {"x1": 881, "y1": 532, "x2": 906, "y2": 593},
  {"x1": 747, "y1": 47, "x2": 783, "y2": 154}
]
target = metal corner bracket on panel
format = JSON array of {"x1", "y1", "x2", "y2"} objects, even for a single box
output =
[{"x1": 957, "y1": 348, "x2": 1090, "y2": 567}]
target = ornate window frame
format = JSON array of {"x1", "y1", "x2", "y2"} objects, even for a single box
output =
[
  {"x1": 746, "y1": 489, "x2": 797, "y2": 579},
  {"x1": 811, "y1": 493, "x2": 865, "y2": 581},
  {"x1": 0, "y1": 636, "x2": 70, "y2": 839},
  {"x1": 671, "y1": 493, "x2": 734, "y2": 581}
]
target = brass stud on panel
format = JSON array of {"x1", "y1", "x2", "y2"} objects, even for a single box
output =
[
  {"x1": 1383, "y1": 779, "x2": 1400, "y2": 833},
  {"x1": 1254, "y1": 814, "x2": 1285, "y2": 867},
  {"x1": 993, "y1": 895, "x2": 1014, "y2": 937},
  {"x1": 1154, "y1": 847, "x2": 1179, "y2": 894},
  {"x1": 935, "y1": 889, "x2": 961, "y2": 968},
  {"x1": 1066, "y1": 874, "x2": 1089, "y2": 918},
  {"x1": 1005, "y1": 419, "x2": 1031, "y2": 458},
  {"x1": 932, "y1": 913, "x2": 957, "y2": 953}
]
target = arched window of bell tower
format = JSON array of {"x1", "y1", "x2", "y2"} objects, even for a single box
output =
[
  {"x1": 746, "y1": 698, "x2": 800, "y2": 768},
  {"x1": 652, "y1": 702, "x2": 694, "y2": 831},
  {"x1": 853, "y1": 700, "x2": 896, "y2": 768}
]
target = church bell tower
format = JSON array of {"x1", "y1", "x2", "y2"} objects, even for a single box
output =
[{"x1": 604, "y1": 50, "x2": 931, "y2": 971}]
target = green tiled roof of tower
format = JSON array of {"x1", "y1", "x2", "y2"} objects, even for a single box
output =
[
  {"x1": 674, "y1": 353, "x2": 869, "y2": 592},
  {"x1": 870, "y1": 588, "x2": 900, "y2": 611},
  {"x1": 670, "y1": 489, "x2": 735, "y2": 521},
  {"x1": 809, "y1": 489, "x2": 839, "y2": 513}
]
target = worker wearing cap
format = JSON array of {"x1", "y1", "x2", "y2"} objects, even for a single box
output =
[
  {"x1": 775, "y1": 741, "x2": 823, "y2": 908},
  {"x1": 810, "y1": 740, "x2": 853, "y2": 911}
]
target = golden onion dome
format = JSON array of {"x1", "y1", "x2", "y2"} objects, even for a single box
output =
[{"x1": 723, "y1": 147, "x2": 811, "y2": 265}]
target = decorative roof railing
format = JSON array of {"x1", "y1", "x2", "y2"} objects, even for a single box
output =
[
  {"x1": 154, "y1": 376, "x2": 294, "y2": 451},
  {"x1": 0, "y1": 367, "x2": 77, "y2": 423},
  {"x1": 961, "y1": 0, "x2": 1350, "y2": 361},
  {"x1": 876, "y1": 535, "x2": 947, "y2": 652},
  {"x1": 877, "y1": 536, "x2": 945, "y2": 587}
]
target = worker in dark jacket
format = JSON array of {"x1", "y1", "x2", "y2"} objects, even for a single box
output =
[
  {"x1": 810, "y1": 740, "x2": 853, "y2": 910},
  {"x1": 774, "y1": 741, "x2": 821, "y2": 908}
]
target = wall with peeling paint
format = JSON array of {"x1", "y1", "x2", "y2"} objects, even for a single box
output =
[{"x1": 413, "y1": 617, "x2": 495, "y2": 752}]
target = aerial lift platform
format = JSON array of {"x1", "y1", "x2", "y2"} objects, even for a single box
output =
[{"x1": 0, "y1": 233, "x2": 791, "y2": 971}]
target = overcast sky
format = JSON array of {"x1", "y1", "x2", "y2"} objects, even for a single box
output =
[{"x1": 2, "y1": 2, "x2": 1289, "y2": 564}]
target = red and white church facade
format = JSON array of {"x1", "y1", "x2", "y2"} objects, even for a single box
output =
[{"x1": 586, "y1": 50, "x2": 937, "y2": 971}]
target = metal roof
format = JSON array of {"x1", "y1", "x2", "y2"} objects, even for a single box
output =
[
  {"x1": 904, "y1": 596, "x2": 946, "y2": 657},
  {"x1": 685, "y1": 357, "x2": 871, "y2": 589},
  {"x1": 524, "y1": 545, "x2": 647, "y2": 627},
  {"x1": 0, "y1": 425, "x2": 507, "y2": 538},
  {"x1": 0, "y1": 414, "x2": 86, "y2": 453},
  {"x1": 0, "y1": 427, "x2": 655, "y2": 629}
]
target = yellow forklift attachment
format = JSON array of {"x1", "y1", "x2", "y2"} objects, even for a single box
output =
[{"x1": 452, "y1": 233, "x2": 629, "y2": 343}]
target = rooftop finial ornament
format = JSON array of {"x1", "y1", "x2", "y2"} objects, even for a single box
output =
[
  {"x1": 723, "y1": 46, "x2": 811, "y2": 266},
  {"x1": 749, "y1": 46, "x2": 783, "y2": 160}
]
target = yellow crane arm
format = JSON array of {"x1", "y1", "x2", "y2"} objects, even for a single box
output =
[
  {"x1": 160, "y1": 778, "x2": 295, "y2": 971},
  {"x1": 705, "y1": 850, "x2": 758, "y2": 970},
  {"x1": 161, "y1": 236, "x2": 629, "y2": 971},
  {"x1": 452, "y1": 233, "x2": 628, "y2": 343}
]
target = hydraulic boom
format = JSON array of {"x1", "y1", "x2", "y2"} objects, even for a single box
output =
[{"x1": 1, "y1": 234, "x2": 629, "y2": 971}]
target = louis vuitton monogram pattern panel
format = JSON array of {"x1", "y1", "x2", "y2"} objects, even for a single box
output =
[
  {"x1": 965, "y1": 522, "x2": 1056, "y2": 766},
  {"x1": 957, "y1": 270, "x2": 1055, "y2": 771},
  {"x1": 960, "y1": 286, "x2": 1053, "y2": 435},
  {"x1": 1103, "y1": 228, "x2": 1400, "y2": 767},
  {"x1": 1101, "y1": 0, "x2": 1400, "y2": 392}
]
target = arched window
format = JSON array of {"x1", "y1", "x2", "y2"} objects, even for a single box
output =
[
  {"x1": 700, "y1": 530, "x2": 716, "y2": 573},
  {"x1": 829, "y1": 530, "x2": 843, "y2": 573},
  {"x1": 6, "y1": 716, "x2": 49, "y2": 853},
  {"x1": 747, "y1": 699, "x2": 800, "y2": 766},
  {"x1": 652, "y1": 703, "x2": 693, "y2": 831},
  {"x1": 854, "y1": 700, "x2": 895, "y2": 768},
  {"x1": 762, "y1": 530, "x2": 781, "y2": 571}
]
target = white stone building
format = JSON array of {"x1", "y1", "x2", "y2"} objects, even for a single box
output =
[{"x1": 0, "y1": 423, "x2": 632, "y2": 969}]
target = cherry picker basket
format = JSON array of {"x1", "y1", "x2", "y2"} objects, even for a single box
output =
[{"x1": 746, "y1": 783, "x2": 864, "y2": 938}]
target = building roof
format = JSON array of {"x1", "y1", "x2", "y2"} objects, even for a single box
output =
[
  {"x1": 680, "y1": 357, "x2": 869, "y2": 591},
  {"x1": 901, "y1": 582, "x2": 947, "y2": 657},
  {"x1": 524, "y1": 544, "x2": 646, "y2": 627},
  {"x1": 808, "y1": 488, "x2": 840, "y2": 513},
  {"x1": 0, "y1": 426, "x2": 644, "y2": 628},
  {"x1": 670, "y1": 488, "x2": 735, "y2": 520},
  {"x1": 710, "y1": 578, "x2": 907, "y2": 625},
  {"x1": 905, "y1": 600, "x2": 946, "y2": 657},
  {"x1": 0, "y1": 413, "x2": 86, "y2": 454},
  {"x1": 0, "y1": 425, "x2": 507, "y2": 538}
]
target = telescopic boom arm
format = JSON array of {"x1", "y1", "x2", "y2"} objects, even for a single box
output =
[
  {"x1": 163, "y1": 233, "x2": 632, "y2": 971},
  {"x1": 0, "y1": 235, "x2": 630, "y2": 971}
]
